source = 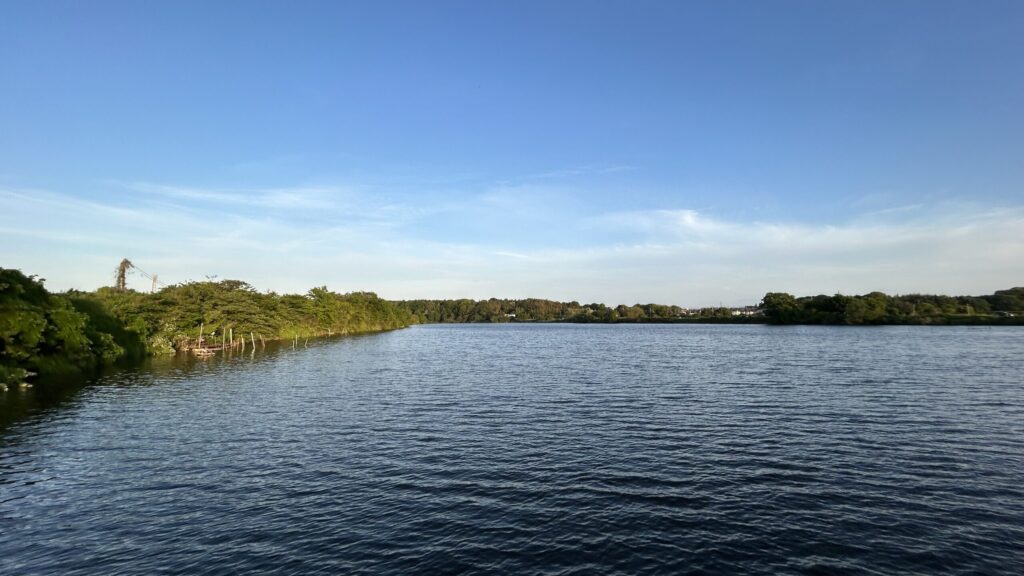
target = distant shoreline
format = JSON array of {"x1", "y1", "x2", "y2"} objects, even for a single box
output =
[
  {"x1": 393, "y1": 288, "x2": 1023, "y2": 326},
  {"x1": 423, "y1": 316, "x2": 1024, "y2": 326}
]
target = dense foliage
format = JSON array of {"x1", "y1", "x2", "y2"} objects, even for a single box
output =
[
  {"x1": 1, "y1": 268, "x2": 415, "y2": 385},
  {"x1": 1, "y1": 269, "x2": 125, "y2": 385},
  {"x1": 759, "y1": 288, "x2": 1024, "y2": 324}
]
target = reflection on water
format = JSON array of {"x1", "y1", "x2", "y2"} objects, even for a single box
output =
[
  {"x1": 0, "y1": 336, "x2": 329, "y2": 431},
  {"x1": 2, "y1": 324, "x2": 1023, "y2": 575}
]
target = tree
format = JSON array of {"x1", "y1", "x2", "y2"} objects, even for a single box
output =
[{"x1": 759, "y1": 292, "x2": 799, "y2": 323}]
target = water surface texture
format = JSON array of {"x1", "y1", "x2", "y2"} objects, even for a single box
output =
[{"x1": 2, "y1": 324, "x2": 1023, "y2": 575}]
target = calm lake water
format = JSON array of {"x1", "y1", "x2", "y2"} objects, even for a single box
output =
[{"x1": 2, "y1": 324, "x2": 1023, "y2": 575}]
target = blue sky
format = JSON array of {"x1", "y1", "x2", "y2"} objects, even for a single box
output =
[{"x1": 2, "y1": 1, "x2": 1022, "y2": 306}]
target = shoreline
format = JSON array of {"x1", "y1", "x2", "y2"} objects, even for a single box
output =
[{"x1": 427, "y1": 316, "x2": 1024, "y2": 327}]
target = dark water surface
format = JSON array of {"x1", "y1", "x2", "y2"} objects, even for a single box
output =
[{"x1": 2, "y1": 324, "x2": 1023, "y2": 575}]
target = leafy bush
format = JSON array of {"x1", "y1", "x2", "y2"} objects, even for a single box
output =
[{"x1": 0, "y1": 269, "x2": 118, "y2": 384}]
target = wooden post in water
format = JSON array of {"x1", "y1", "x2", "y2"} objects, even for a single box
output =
[
  {"x1": 229, "y1": 328, "x2": 233, "y2": 349},
  {"x1": 198, "y1": 323, "x2": 204, "y2": 350},
  {"x1": 304, "y1": 337, "x2": 309, "y2": 348},
  {"x1": 250, "y1": 332, "x2": 256, "y2": 351}
]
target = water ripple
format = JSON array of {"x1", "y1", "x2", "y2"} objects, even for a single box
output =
[{"x1": 1, "y1": 324, "x2": 1023, "y2": 575}]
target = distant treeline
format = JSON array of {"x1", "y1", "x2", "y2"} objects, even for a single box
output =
[
  {"x1": 393, "y1": 299, "x2": 744, "y2": 323},
  {"x1": 0, "y1": 268, "x2": 414, "y2": 386},
  {"x1": 759, "y1": 288, "x2": 1024, "y2": 325},
  {"x1": 396, "y1": 288, "x2": 1024, "y2": 326}
]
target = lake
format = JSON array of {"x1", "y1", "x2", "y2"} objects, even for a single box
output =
[{"x1": 2, "y1": 324, "x2": 1023, "y2": 575}]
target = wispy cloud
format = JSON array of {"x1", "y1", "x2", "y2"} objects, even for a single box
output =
[
  {"x1": 120, "y1": 181, "x2": 343, "y2": 210},
  {"x1": 495, "y1": 164, "x2": 639, "y2": 186},
  {"x1": 2, "y1": 183, "x2": 1021, "y2": 306}
]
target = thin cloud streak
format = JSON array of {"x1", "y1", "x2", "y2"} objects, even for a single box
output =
[{"x1": 121, "y1": 181, "x2": 344, "y2": 210}]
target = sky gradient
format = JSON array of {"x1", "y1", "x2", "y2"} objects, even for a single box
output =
[{"x1": 2, "y1": 1, "x2": 1022, "y2": 306}]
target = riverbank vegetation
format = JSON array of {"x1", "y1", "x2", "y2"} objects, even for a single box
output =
[
  {"x1": 1, "y1": 269, "x2": 125, "y2": 386},
  {"x1": 4, "y1": 264, "x2": 1022, "y2": 386},
  {"x1": 0, "y1": 268, "x2": 414, "y2": 385}
]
